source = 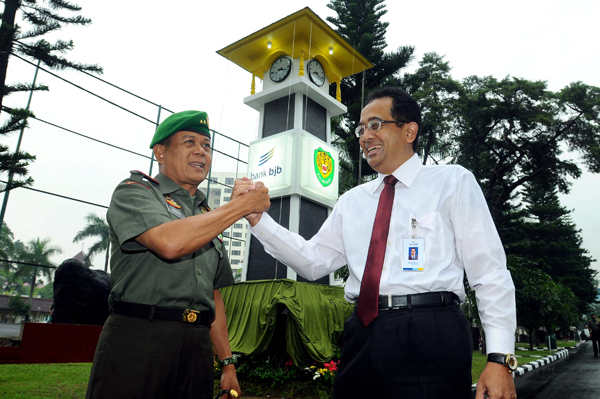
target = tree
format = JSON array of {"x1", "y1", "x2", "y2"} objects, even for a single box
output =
[
  {"x1": 453, "y1": 77, "x2": 600, "y2": 220},
  {"x1": 0, "y1": 0, "x2": 102, "y2": 191},
  {"x1": 398, "y1": 52, "x2": 462, "y2": 165},
  {"x1": 73, "y1": 212, "x2": 110, "y2": 271},
  {"x1": 8, "y1": 293, "x2": 29, "y2": 317},
  {"x1": 14, "y1": 237, "x2": 61, "y2": 309},
  {"x1": 507, "y1": 179, "x2": 597, "y2": 314},
  {"x1": 327, "y1": 0, "x2": 414, "y2": 191}
]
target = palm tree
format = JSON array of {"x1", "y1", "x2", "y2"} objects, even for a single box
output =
[
  {"x1": 73, "y1": 213, "x2": 110, "y2": 271},
  {"x1": 15, "y1": 237, "x2": 62, "y2": 311}
]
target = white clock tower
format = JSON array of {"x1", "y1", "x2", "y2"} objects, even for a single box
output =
[{"x1": 217, "y1": 7, "x2": 373, "y2": 284}]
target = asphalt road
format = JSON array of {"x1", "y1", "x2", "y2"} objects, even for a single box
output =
[
  {"x1": 512, "y1": 342, "x2": 600, "y2": 399},
  {"x1": 0, "y1": 323, "x2": 22, "y2": 339}
]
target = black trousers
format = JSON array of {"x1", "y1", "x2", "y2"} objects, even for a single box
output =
[
  {"x1": 334, "y1": 303, "x2": 473, "y2": 399},
  {"x1": 86, "y1": 314, "x2": 213, "y2": 399},
  {"x1": 592, "y1": 332, "x2": 600, "y2": 356}
]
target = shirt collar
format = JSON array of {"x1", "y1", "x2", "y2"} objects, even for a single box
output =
[
  {"x1": 153, "y1": 173, "x2": 207, "y2": 204},
  {"x1": 370, "y1": 153, "x2": 422, "y2": 194}
]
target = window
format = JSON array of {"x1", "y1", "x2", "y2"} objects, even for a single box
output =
[
  {"x1": 233, "y1": 232, "x2": 242, "y2": 238},
  {"x1": 224, "y1": 188, "x2": 232, "y2": 194},
  {"x1": 213, "y1": 199, "x2": 220, "y2": 205},
  {"x1": 232, "y1": 241, "x2": 242, "y2": 247},
  {"x1": 224, "y1": 197, "x2": 230, "y2": 202},
  {"x1": 231, "y1": 259, "x2": 240, "y2": 265},
  {"x1": 225, "y1": 177, "x2": 235, "y2": 185},
  {"x1": 210, "y1": 189, "x2": 221, "y2": 197},
  {"x1": 222, "y1": 232, "x2": 230, "y2": 237},
  {"x1": 234, "y1": 223, "x2": 243, "y2": 229},
  {"x1": 209, "y1": 177, "x2": 218, "y2": 183},
  {"x1": 231, "y1": 250, "x2": 241, "y2": 256}
]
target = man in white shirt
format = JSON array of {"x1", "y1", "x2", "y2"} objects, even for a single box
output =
[{"x1": 234, "y1": 87, "x2": 517, "y2": 399}]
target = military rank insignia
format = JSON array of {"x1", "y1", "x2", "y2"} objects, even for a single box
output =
[{"x1": 165, "y1": 195, "x2": 185, "y2": 219}]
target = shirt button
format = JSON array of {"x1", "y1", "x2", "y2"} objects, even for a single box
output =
[
  {"x1": 387, "y1": 241, "x2": 391, "y2": 246},
  {"x1": 197, "y1": 270, "x2": 202, "y2": 275},
  {"x1": 192, "y1": 304, "x2": 198, "y2": 310},
  {"x1": 259, "y1": 232, "x2": 263, "y2": 236},
  {"x1": 382, "y1": 267, "x2": 386, "y2": 271}
]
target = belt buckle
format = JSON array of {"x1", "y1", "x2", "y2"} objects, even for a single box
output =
[
  {"x1": 387, "y1": 294, "x2": 392, "y2": 308},
  {"x1": 183, "y1": 309, "x2": 200, "y2": 324}
]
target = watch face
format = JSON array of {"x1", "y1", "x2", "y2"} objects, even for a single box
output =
[
  {"x1": 270, "y1": 56, "x2": 292, "y2": 83},
  {"x1": 506, "y1": 354, "x2": 518, "y2": 371},
  {"x1": 308, "y1": 59, "x2": 325, "y2": 86}
]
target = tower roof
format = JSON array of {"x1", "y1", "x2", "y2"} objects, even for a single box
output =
[{"x1": 217, "y1": 7, "x2": 374, "y2": 83}]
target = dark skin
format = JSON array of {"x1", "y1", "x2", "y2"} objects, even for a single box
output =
[{"x1": 136, "y1": 130, "x2": 271, "y2": 398}]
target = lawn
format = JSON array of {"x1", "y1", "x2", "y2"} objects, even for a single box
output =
[{"x1": 1, "y1": 343, "x2": 577, "y2": 398}]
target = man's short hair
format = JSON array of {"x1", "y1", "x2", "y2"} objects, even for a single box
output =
[{"x1": 365, "y1": 87, "x2": 422, "y2": 151}]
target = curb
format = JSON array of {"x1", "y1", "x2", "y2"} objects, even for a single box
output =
[
  {"x1": 513, "y1": 348, "x2": 569, "y2": 376},
  {"x1": 471, "y1": 346, "x2": 575, "y2": 389}
]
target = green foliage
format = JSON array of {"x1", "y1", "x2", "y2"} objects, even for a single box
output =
[
  {"x1": 14, "y1": 237, "x2": 62, "y2": 306},
  {"x1": 8, "y1": 293, "x2": 30, "y2": 316},
  {"x1": 0, "y1": 0, "x2": 102, "y2": 191},
  {"x1": 327, "y1": 0, "x2": 415, "y2": 191},
  {"x1": 73, "y1": 212, "x2": 110, "y2": 270}
]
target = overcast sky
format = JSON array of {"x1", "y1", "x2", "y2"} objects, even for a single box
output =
[{"x1": 2, "y1": 0, "x2": 599, "y2": 277}]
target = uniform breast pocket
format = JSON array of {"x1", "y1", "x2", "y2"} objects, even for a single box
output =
[{"x1": 414, "y1": 211, "x2": 447, "y2": 261}]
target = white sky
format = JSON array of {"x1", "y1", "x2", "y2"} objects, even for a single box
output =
[{"x1": 2, "y1": 0, "x2": 599, "y2": 277}]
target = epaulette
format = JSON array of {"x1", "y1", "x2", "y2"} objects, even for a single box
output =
[{"x1": 129, "y1": 170, "x2": 160, "y2": 185}]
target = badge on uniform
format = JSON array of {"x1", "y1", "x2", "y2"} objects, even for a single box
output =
[
  {"x1": 403, "y1": 217, "x2": 425, "y2": 271},
  {"x1": 165, "y1": 195, "x2": 185, "y2": 219}
]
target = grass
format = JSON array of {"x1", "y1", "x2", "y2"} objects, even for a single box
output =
[
  {"x1": 0, "y1": 342, "x2": 578, "y2": 398},
  {"x1": 0, "y1": 363, "x2": 90, "y2": 399}
]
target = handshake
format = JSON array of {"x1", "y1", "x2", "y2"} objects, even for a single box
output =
[{"x1": 231, "y1": 177, "x2": 271, "y2": 226}]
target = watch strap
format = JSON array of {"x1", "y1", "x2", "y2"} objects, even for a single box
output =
[
  {"x1": 487, "y1": 353, "x2": 506, "y2": 366},
  {"x1": 487, "y1": 353, "x2": 518, "y2": 371},
  {"x1": 219, "y1": 356, "x2": 236, "y2": 368}
]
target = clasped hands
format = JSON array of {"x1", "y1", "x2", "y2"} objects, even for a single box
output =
[{"x1": 231, "y1": 177, "x2": 270, "y2": 226}]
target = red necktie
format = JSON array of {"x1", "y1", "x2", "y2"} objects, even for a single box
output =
[{"x1": 357, "y1": 175, "x2": 398, "y2": 326}]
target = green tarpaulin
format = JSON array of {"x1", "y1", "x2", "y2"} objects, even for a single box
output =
[{"x1": 220, "y1": 279, "x2": 353, "y2": 366}]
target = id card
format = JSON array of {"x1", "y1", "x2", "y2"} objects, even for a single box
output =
[{"x1": 403, "y1": 237, "x2": 424, "y2": 271}]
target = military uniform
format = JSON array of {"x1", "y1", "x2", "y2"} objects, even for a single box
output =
[{"x1": 86, "y1": 170, "x2": 234, "y2": 399}]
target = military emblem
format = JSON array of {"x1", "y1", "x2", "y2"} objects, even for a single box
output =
[
  {"x1": 165, "y1": 195, "x2": 185, "y2": 219},
  {"x1": 126, "y1": 181, "x2": 151, "y2": 190},
  {"x1": 165, "y1": 196, "x2": 181, "y2": 209},
  {"x1": 314, "y1": 148, "x2": 335, "y2": 187}
]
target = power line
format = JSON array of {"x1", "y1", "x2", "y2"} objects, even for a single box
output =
[
  {"x1": 0, "y1": 180, "x2": 108, "y2": 209},
  {"x1": 0, "y1": 258, "x2": 56, "y2": 269},
  {"x1": 12, "y1": 53, "x2": 158, "y2": 125}
]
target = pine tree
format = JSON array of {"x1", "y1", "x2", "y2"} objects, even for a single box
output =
[
  {"x1": 509, "y1": 179, "x2": 597, "y2": 314},
  {"x1": 327, "y1": 0, "x2": 414, "y2": 190},
  {"x1": 0, "y1": 0, "x2": 102, "y2": 191}
]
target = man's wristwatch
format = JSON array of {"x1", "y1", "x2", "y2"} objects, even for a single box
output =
[
  {"x1": 218, "y1": 357, "x2": 236, "y2": 368},
  {"x1": 487, "y1": 353, "x2": 518, "y2": 372}
]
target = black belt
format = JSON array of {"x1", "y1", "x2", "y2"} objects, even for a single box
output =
[
  {"x1": 377, "y1": 291, "x2": 459, "y2": 310},
  {"x1": 113, "y1": 301, "x2": 211, "y2": 326}
]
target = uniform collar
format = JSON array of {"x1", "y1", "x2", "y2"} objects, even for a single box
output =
[
  {"x1": 153, "y1": 173, "x2": 207, "y2": 204},
  {"x1": 370, "y1": 153, "x2": 422, "y2": 194}
]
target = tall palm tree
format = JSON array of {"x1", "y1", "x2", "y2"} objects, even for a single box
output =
[
  {"x1": 15, "y1": 237, "x2": 62, "y2": 310},
  {"x1": 73, "y1": 213, "x2": 110, "y2": 271}
]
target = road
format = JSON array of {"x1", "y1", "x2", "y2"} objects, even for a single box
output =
[{"x1": 512, "y1": 342, "x2": 600, "y2": 399}]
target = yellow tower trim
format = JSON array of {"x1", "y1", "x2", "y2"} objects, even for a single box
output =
[{"x1": 217, "y1": 7, "x2": 373, "y2": 85}]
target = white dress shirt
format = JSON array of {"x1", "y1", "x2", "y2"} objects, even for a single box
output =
[{"x1": 250, "y1": 153, "x2": 516, "y2": 354}]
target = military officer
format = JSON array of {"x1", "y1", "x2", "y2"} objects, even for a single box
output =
[{"x1": 86, "y1": 110, "x2": 270, "y2": 399}]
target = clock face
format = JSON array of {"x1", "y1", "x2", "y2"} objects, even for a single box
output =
[
  {"x1": 308, "y1": 59, "x2": 325, "y2": 87},
  {"x1": 269, "y1": 56, "x2": 292, "y2": 83}
]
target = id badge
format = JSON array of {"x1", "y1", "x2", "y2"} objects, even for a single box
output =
[{"x1": 403, "y1": 217, "x2": 425, "y2": 271}]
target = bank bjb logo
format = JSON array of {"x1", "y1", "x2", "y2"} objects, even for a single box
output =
[
  {"x1": 250, "y1": 147, "x2": 282, "y2": 180},
  {"x1": 314, "y1": 148, "x2": 334, "y2": 187}
]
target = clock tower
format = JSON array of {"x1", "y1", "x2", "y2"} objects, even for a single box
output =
[{"x1": 217, "y1": 7, "x2": 373, "y2": 284}]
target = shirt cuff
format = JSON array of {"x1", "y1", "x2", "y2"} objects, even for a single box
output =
[
  {"x1": 250, "y1": 213, "x2": 278, "y2": 241},
  {"x1": 485, "y1": 327, "x2": 515, "y2": 355}
]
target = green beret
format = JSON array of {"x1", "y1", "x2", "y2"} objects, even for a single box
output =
[{"x1": 149, "y1": 110, "x2": 211, "y2": 148}]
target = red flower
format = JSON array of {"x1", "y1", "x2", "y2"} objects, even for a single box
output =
[
  {"x1": 285, "y1": 359, "x2": 294, "y2": 366},
  {"x1": 324, "y1": 361, "x2": 338, "y2": 371}
]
